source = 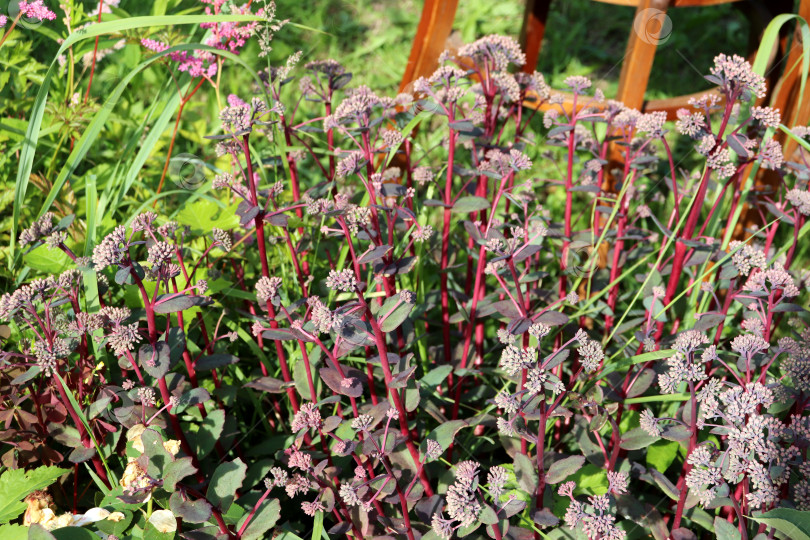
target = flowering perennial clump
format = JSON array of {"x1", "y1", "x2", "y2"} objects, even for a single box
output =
[{"x1": 2, "y1": 10, "x2": 810, "y2": 540}]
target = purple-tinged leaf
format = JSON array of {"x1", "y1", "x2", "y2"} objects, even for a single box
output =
[
  {"x1": 358, "y1": 244, "x2": 392, "y2": 264},
  {"x1": 452, "y1": 196, "x2": 491, "y2": 214},
  {"x1": 196, "y1": 354, "x2": 239, "y2": 371},
  {"x1": 545, "y1": 455, "x2": 585, "y2": 484},
  {"x1": 153, "y1": 294, "x2": 196, "y2": 314}
]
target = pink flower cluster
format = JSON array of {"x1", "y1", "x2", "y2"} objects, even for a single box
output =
[
  {"x1": 200, "y1": 0, "x2": 261, "y2": 54},
  {"x1": 19, "y1": 1, "x2": 57, "y2": 21},
  {"x1": 141, "y1": 37, "x2": 218, "y2": 78},
  {"x1": 141, "y1": 1, "x2": 263, "y2": 78}
]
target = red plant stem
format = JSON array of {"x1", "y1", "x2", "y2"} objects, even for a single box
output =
[
  {"x1": 0, "y1": 12, "x2": 23, "y2": 49},
  {"x1": 672, "y1": 381, "x2": 698, "y2": 531},
  {"x1": 243, "y1": 134, "x2": 300, "y2": 411},
  {"x1": 237, "y1": 487, "x2": 271, "y2": 537},
  {"x1": 451, "y1": 241, "x2": 487, "y2": 420},
  {"x1": 131, "y1": 269, "x2": 206, "y2": 482},
  {"x1": 534, "y1": 402, "x2": 547, "y2": 540},
  {"x1": 72, "y1": 464, "x2": 79, "y2": 514},
  {"x1": 785, "y1": 213, "x2": 805, "y2": 269},
  {"x1": 559, "y1": 113, "x2": 577, "y2": 300},
  {"x1": 83, "y1": 0, "x2": 105, "y2": 103},
  {"x1": 153, "y1": 78, "x2": 205, "y2": 206},
  {"x1": 660, "y1": 99, "x2": 735, "y2": 339},
  {"x1": 281, "y1": 118, "x2": 302, "y2": 215},
  {"x1": 440, "y1": 126, "x2": 458, "y2": 371},
  {"x1": 326, "y1": 97, "x2": 336, "y2": 182},
  {"x1": 391, "y1": 481, "x2": 416, "y2": 540},
  {"x1": 357, "y1": 292, "x2": 434, "y2": 497}
]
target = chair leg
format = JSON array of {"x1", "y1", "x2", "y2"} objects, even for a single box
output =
[
  {"x1": 617, "y1": 0, "x2": 671, "y2": 111},
  {"x1": 399, "y1": 0, "x2": 461, "y2": 93},
  {"x1": 519, "y1": 0, "x2": 553, "y2": 74}
]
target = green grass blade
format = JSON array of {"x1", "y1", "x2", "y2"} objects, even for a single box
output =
[
  {"x1": 85, "y1": 175, "x2": 98, "y2": 257},
  {"x1": 12, "y1": 14, "x2": 263, "y2": 263}
]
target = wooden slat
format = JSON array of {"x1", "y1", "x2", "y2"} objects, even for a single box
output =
[
  {"x1": 615, "y1": 0, "x2": 671, "y2": 110},
  {"x1": 594, "y1": 0, "x2": 738, "y2": 6},
  {"x1": 519, "y1": 0, "x2": 553, "y2": 74},
  {"x1": 399, "y1": 0, "x2": 460, "y2": 92}
]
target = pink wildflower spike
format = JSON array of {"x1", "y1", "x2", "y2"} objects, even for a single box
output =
[
  {"x1": 19, "y1": 1, "x2": 57, "y2": 21},
  {"x1": 141, "y1": 38, "x2": 169, "y2": 53}
]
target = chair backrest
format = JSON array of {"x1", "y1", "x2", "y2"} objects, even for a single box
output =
[
  {"x1": 400, "y1": 0, "x2": 794, "y2": 119},
  {"x1": 399, "y1": 0, "x2": 810, "y2": 242}
]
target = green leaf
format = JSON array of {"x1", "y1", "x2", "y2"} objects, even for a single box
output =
[
  {"x1": 208, "y1": 458, "x2": 247, "y2": 511},
  {"x1": 421, "y1": 365, "x2": 453, "y2": 387},
  {"x1": 619, "y1": 427, "x2": 659, "y2": 450},
  {"x1": 646, "y1": 440, "x2": 679, "y2": 472},
  {"x1": 749, "y1": 508, "x2": 810, "y2": 540},
  {"x1": 513, "y1": 453, "x2": 538, "y2": 493},
  {"x1": 23, "y1": 245, "x2": 72, "y2": 275},
  {"x1": 452, "y1": 196, "x2": 491, "y2": 213},
  {"x1": 175, "y1": 199, "x2": 240, "y2": 234},
  {"x1": 50, "y1": 528, "x2": 99, "y2": 540},
  {"x1": 153, "y1": 294, "x2": 197, "y2": 314},
  {"x1": 95, "y1": 510, "x2": 133, "y2": 537},
  {"x1": 479, "y1": 505, "x2": 499, "y2": 525},
  {"x1": 26, "y1": 524, "x2": 56, "y2": 540},
  {"x1": 163, "y1": 457, "x2": 198, "y2": 492},
  {"x1": 378, "y1": 296, "x2": 414, "y2": 333},
  {"x1": 569, "y1": 464, "x2": 609, "y2": 495},
  {"x1": 138, "y1": 342, "x2": 172, "y2": 379},
  {"x1": 196, "y1": 353, "x2": 239, "y2": 371},
  {"x1": 713, "y1": 516, "x2": 742, "y2": 540},
  {"x1": 0, "y1": 466, "x2": 68, "y2": 524},
  {"x1": 546, "y1": 455, "x2": 586, "y2": 484},
  {"x1": 169, "y1": 492, "x2": 212, "y2": 524},
  {"x1": 420, "y1": 420, "x2": 468, "y2": 453},
  {"x1": 172, "y1": 388, "x2": 211, "y2": 414},
  {"x1": 190, "y1": 409, "x2": 226, "y2": 460},
  {"x1": 0, "y1": 524, "x2": 27, "y2": 540},
  {"x1": 141, "y1": 428, "x2": 173, "y2": 478},
  {"x1": 238, "y1": 498, "x2": 280, "y2": 540}
]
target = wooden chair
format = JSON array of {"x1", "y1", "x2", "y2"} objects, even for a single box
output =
[
  {"x1": 400, "y1": 0, "x2": 810, "y2": 241},
  {"x1": 401, "y1": 0, "x2": 797, "y2": 119}
]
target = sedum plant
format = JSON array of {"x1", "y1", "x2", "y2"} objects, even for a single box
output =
[{"x1": 1, "y1": 4, "x2": 810, "y2": 540}]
